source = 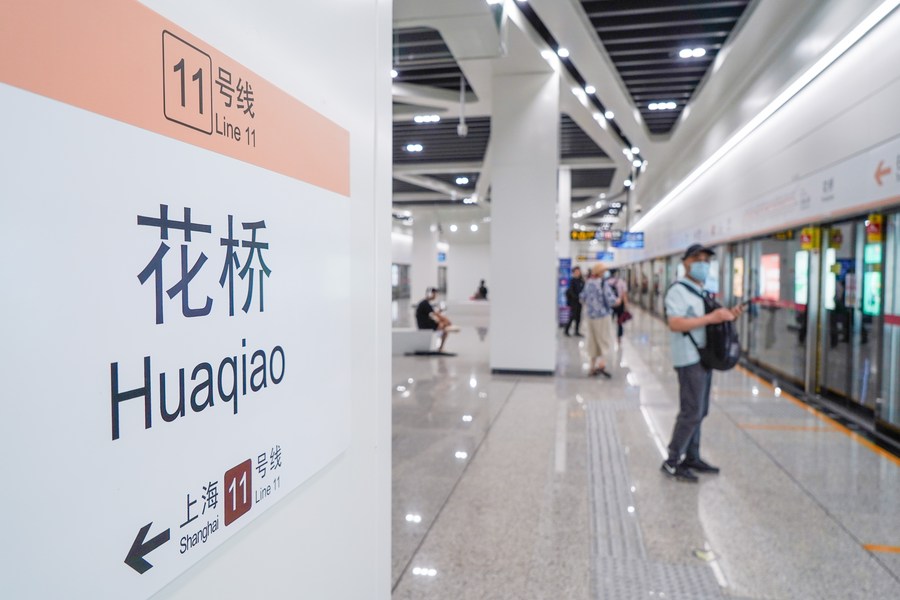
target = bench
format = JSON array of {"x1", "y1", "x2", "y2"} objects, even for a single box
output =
[
  {"x1": 392, "y1": 328, "x2": 457, "y2": 356},
  {"x1": 392, "y1": 328, "x2": 437, "y2": 355}
]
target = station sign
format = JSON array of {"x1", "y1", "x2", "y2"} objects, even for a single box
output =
[
  {"x1": 596, "y1": 251, "x2": 615, "y2": 261},
  {"x1": 1, "y1": 1, "x2": 351, "y2": 598},
  {"x1": 611, "y1": 231, "x2": 645, "y2": 249},
  {"x1": 570, "y1": 229, "x2": 627, "y2": 242},
  {"x1": 570, "y1": 230, "x2": 597, "y2": 241}
]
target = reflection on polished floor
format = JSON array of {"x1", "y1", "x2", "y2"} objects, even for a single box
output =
[{"x1": 391, "y1": 307, "x2": 900, "y2": 599}]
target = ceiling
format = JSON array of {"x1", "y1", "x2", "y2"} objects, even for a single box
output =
[
  {"x1": 579, "y1": 0, "x2": 753, "y2": 134},
  {"x1": 392, "y1": 0, "x2": 756, "y2": 230}
]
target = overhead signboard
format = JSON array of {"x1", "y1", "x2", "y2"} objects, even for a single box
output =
[
  {"x1": 1, "y1": 1, "x2": 351, "y2": 598},
  {"x1": 611, "y1": 231, "x2": 645, "y2": 249},
  {"x1": 570, "y1": 230, "x2": 597, "y2": 241},
  {"x1": 571, "y1": 229, "x2": 629, "y2": 242},
  {"x1": 596, "y1": 251, "x2": 615, "y2": 261}
]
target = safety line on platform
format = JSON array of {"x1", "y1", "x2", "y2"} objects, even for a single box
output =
[{"x1": 737, "y1": 366, "x2": 900, "y2": 468}]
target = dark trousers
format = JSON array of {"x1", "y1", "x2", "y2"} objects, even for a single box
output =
[
  {"x1": 612, "y1": 303, "x2": 625, "y2": 338},
  {"x1": 566, "y1": 304, "x2": 582, "y2": 334},
  {"x1": 666, "y1": 362, "x2": 713, "y2": 464}
]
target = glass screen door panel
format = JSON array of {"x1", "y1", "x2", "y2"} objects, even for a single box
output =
[{"x1": 747, "y1": 232, "x2": 807, "y2": 385}]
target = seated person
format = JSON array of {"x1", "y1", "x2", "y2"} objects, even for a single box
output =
[
  {"x1": 415, "y1": 287, "x2": 455, "y2": 352},
  {"x1": 471, "y1": 279, "x2": 488, "y2": 300}
]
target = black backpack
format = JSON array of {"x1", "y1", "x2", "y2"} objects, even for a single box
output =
[{"x1": 676, "y1": 282, "x2": 741, "y2": 371}]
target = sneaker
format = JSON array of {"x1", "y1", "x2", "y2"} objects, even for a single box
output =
[
  {"x1": 661, "y1": 461, "x2": 699, "y2": 483},
  {"x1": 597, "y1": 368, "x2": 612, "y2": 379},
  {"x1": 683, "y1": 459, "x2": 720, "y2": 474}
]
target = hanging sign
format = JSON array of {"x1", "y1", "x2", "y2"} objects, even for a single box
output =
[
  {"x1": 800, "y1": 227, "x2": 820, "y2": 250},
  {"x1": 866, "y1": 213, "x2": 884, "y2": 243}
]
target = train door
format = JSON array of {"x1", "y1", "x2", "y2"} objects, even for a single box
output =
[
  {"x1": 640, "y1": 261, "x2": 651, "y2": 309},
  {"x1": 652, "y1": 258, "x2": 665, "y2": 315},
  {"x1": 745, "y1": 229, "x2": 809, "y2": 386},
  {"x1": 879, "y1": 211, "x2": 900, "y2": 439},
  {"x1": 815, "y1": 218, "x2": 884, "y2": 416}
]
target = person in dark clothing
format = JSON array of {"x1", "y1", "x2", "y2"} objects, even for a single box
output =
[
  {"x1": 565, "y1": 266, "x2": 585, "y2": 336},
  {"x1": 607, "y1": 269, "x2": 629, "y2": 340},
  {"x1": 415, "y1": 287, "x2": 454, "y2": 351},
  {"x1": 472, "y1": 280, "x2": 488, "y2": 300}
]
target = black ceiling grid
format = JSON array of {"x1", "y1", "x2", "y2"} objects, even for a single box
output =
[
  {"x1": 430, "y1": 173, "x2": 479, "y2": 192},
  {"x1": 580, "y1": 0, "x2": 753, "y2": 135},
  {"x1": 393, "y1": 27, "x2": 473, "y2": 92},
  {"x1": 515, "y1": 2, "x2": 634, "y2": 155},
  {"x1": 393, "y1": 116, "x2": 491, "y2": 165},
  {"x1": 561, "y1": 115, "x2": 610, "y2": 160},
  {"x1": 571, "y1": 168, "x2": 615, "y2": 189},
  {"x1": 392, "y1": 179, "x2": 436, "y2": 194}
]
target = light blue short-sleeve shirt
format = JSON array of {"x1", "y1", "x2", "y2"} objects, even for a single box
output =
[{"x1": 664, "y1": 278, "x2": 707, "y2": 367}]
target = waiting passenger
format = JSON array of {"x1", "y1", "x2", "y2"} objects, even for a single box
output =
[
  {"x1": 579, "y1": 264, "x2": 621, "y2": 377},
  {"x1": 607, "y1": 268, "x2": 630, "y2": 340},
  {"x1": 661, "y1": 244, "x2": 744, "y2": 482},
  {"x1": 415, "y1": 287, "x2": 455, "y2": 352},
  {"x1": 471, "y1": 279, "x2": 488, "y2": 300},
  {"x1": 564, "y1": 266, "x2": 585, "y2": 336}
]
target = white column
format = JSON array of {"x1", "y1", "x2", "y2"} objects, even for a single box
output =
[
  {"x1": 411, "y1": 217, "x2": 439, "y2": 302},
  {"x1": 558, "y1": 166, "x2": 572, "y2": 259},
  {"x1": 490, "y1": 71, "x2": 560, "y2": 373}
]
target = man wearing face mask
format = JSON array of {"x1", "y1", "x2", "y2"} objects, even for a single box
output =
[{"x1": 661, "y1": 244, "x2": 744, "y2": 482}]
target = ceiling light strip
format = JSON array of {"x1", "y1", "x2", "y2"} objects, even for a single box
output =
[{"x1": 633, "y1": 0, "x2": 900, "y2": 232}]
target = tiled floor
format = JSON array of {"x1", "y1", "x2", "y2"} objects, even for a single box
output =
[{"x1": 391, "y1": 307, "x2": 900, "y2": 599}]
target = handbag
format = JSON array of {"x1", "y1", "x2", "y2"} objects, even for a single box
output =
[{"x1": 618, "y1": 309, "x2": 633, "y2": 325}]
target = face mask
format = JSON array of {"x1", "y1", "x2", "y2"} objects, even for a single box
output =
[{"x1": 689, "y1": 261, "x2": 710, "y2": 283}]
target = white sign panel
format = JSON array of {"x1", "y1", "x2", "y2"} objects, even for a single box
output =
[
  {"x1": 633, "y1": 130, "x2": 900, "y2": 260},
  {"x1": 0, "y1": 1, "x2": 351, "y2": 598}
]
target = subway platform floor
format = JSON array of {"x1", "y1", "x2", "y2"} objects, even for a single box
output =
[{"x1": 391, "y1": 308, "x2": 900, "y2": 599}]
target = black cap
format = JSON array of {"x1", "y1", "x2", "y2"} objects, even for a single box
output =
[{"x1": 683, "y1": 243, "x2": 715, "y2": 260}]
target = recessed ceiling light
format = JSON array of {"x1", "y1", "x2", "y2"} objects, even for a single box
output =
[
  {"x1": 584, "y1": 85, "x2": 596, "y2": 94},
  {"x1": 680, "y1": 47, "x2": 706, "y2": 59},
  {"x1": 470, "y1": 224, "x2": 478, "y2": 232},
  {"x1": 632, "y1": 159, "x2": 642, "y2": 167},
  {"x1": 413, "y1": 114, "x2": 440, "y2": 123},
  {"x1": 624, "y1": 179, "x2": 632, "y2": 187},
  {"x1": 391, "y1": 69, "x2": 398, "y2": 78},
  {"x1": 449, "y1": 224, "x2": 458, "y2": 232},
  {"x1": 456, "y1": 176, "x2": 469, "y2": 185},
  {"x1": 557, "y1": 47, "x2": 570, "y2": 58},
  {"x1": 631, "y1": 146, "x2": 640, "y2": 154},
  {"x1": 595, "y1": 201, "x2": 602, "y2": 208},
  {"x1": 604, "y1": 110, "x2": 614, "y2": 120},
  {"x1": 404, "y1": 143, "x2": 423, "y2": 152}
]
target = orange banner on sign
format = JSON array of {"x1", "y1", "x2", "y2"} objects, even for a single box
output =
[{"x1": 0, "y1": 0, "x2": 350, "y2": 196}]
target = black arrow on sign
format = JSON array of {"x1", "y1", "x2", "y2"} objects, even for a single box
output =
[{"x1": 125, "y1": 522, "x2": 170, "y2": 574}]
